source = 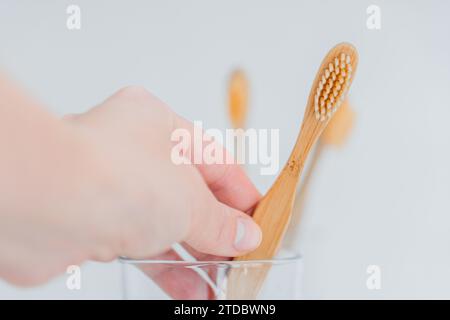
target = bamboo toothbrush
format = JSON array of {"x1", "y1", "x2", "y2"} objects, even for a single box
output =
[
  {"x1": 283, "y1": 99, "x2": 355, "y2": 250},
  {"x1": 228, "y1": 69, "x2": 249, "y2": 164},
  {"x1": 227, "y1": 43, "x2": 359, "y2": 299}
]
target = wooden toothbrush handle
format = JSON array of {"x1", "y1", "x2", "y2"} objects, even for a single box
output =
[
  {"x1": 226, "y1": 121, "x2": 321, "y2": 299},
  {"x1": 226, "y1": 167, "x2": 301, "y2": 299}
]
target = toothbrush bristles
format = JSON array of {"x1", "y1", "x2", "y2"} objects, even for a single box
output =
[{"x1": 314, "y1": 53, "x2": 353, "y2": 122}]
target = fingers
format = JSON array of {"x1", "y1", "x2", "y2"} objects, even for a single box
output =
[
  {"x1": 172, "y1": 115, "x2": 261, "y2": 212},
  {"x1": 186, "y1": 194, "x2": 262, "y2": 257}
]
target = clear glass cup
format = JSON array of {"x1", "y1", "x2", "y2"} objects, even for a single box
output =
[{"x1": 120, "y1": 251, "x2": 302, "y2": 300}]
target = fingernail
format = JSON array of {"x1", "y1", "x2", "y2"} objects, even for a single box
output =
[{"x1": 234, "y1": 217, "x2": 262, "y2": 252}]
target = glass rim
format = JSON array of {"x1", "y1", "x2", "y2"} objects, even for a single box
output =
[{"x1": 118, "y1": 253, "x2": 301, "y2": 267}]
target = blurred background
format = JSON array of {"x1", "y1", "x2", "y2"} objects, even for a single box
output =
[{"x1": 1, "y1": 0, "x2": 449, "y2": 299}]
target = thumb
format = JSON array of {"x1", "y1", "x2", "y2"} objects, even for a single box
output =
[{"x1": 185, "y1": 195, "x2": 262, "y2": 257}]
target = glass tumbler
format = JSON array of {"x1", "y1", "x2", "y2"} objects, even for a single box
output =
[{"x1": 120, "y1": 251, "x2": 302, "y2": 300}]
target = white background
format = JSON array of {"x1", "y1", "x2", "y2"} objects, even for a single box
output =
[{"x1": 0, "y1": 0, "x2": 449, "y2": 299}]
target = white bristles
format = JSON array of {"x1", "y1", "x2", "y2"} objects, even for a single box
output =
[
  {"x1": 314, "y1": 52, "x2": 353, "y2": 122},
  {"x1": 346, "y1": 55, "x2": 351, "y2": 64}
]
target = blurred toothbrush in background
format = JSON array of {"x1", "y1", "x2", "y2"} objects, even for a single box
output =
[{"x1": 228, "y1": 69, "x2": 249, "y2": 165}]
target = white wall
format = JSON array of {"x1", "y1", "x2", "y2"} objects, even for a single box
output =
[{"x1": 0, "y1": 0, "x2": 449, "y2": 299}]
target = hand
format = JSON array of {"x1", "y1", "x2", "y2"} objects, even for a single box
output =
[{"x1": 0, "y1": 83, "x2": 262, "y2": 294}]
